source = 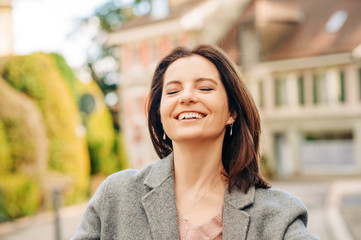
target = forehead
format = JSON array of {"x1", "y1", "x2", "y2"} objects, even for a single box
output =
[{"x1": 164, "y1": 55, "x2": 220, "y2": 81}]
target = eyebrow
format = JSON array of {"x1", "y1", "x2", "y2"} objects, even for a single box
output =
[{"x1": 164, "y1": 78, "x2": 218, "y2": 88}]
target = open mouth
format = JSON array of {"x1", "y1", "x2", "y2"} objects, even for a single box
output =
[{"x1": 176, "y1": 112, "x2": 206, "y2": 120}]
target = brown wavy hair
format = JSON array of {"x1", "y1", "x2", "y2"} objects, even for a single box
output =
[{"x1": 147, "y1": 44, "x2": 270, "y2": 193}]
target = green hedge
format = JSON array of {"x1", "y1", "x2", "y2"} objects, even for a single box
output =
[
  {"x1": 77, "y1": 80, "x2": 127, "y2": 175},
  {"x1": 50, "y1": 53, "x2": 128, "y2": 176},
  {"x1": 1, "y1": 53, "x2": 90, "y2": 205},
  {"x1": 50, "y1": 53, "x2": 79, "y2": 99},
  {"x1": 0, "y1": 52, "x2": 128, "y2": 221},
  {"x1": 0, "y1": 120, "x2": 11, "y2": 173},
  {"x1": 0, "y1": 77, "x2": 47, "y2": 222},
  {"x1": 0, "y1": 173, "x2": 40, "y2": 222}
]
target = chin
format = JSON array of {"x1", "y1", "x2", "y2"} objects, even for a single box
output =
[{"x1": 171, "y1": 132, "x2": 224, "y2": 143}]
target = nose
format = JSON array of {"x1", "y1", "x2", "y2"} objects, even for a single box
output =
[{"x1": 179, "y1": 88, "x2": 198, "y2": 104}]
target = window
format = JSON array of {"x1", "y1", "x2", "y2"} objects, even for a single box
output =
[
  {"x1": 275, "y1": 77, "x2": 288, "y2": 106},
  {"x1": 313, "y1": 69, "x2": 345, "y2": 105},
  {"x1": 313, "y1": 73, "x2": 318, "y2": 104},
  {"x1": 339, "y1": 71, "x2": 345, "y2": 103},
  {"x1": 359, "y1": 68, "x2": 361, "y2": 100},
  {"x1": 298, "y1": 75, "x2": 305, "y2": 105}
]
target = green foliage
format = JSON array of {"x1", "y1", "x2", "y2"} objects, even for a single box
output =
[
  {"x1": 0, "y1": 51, "x2": 128, "y2": 221},
  {"x1": 0, "y1": 173, "x2": 40, "y2": 222},
  {"x1": 92, "y1": 1, "x2": 137, "y2": 32},
  {"x1": 76, "y1": 80, "x2": 128, "y2": 175},
  {"x1": 260, "y1": 154, "x2": 275, "y2": 179},
  {"x1": 51, "y1": 51, "x2": 128, "y2": 175},
  {"x1": 1, "y1": 53, "x2": 90, "y2": 204},
  {"x1": 0, "y1": 120, "x2": 12, "y2": 173},
  {"x1": 0, "y1": 77, "x2": 48, "y2": 221},
  {"x1": 0, "y1": 118, "x2": 37, "y2": 172},
  {"x1": 50, "y1": 53, "x2": 79, "y2": 99},
  {"x1": 87, "y1": 106, "x2": 117, "y2": 175},
  {"x1": 114, "y1": 131, "x2": 129, "y2": 170}
]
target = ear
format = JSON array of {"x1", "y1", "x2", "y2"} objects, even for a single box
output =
[{"x1": 226, "y1": 111, "x2": 237, "y2": 125}]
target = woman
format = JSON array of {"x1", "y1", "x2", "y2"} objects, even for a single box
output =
[{"x1": 72, "y1": 44, "x2": 318, "y2": 239}]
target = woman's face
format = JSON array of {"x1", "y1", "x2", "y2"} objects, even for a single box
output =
[{"x1": 160, "y1": 55, "x2": 234, "y2": 143}]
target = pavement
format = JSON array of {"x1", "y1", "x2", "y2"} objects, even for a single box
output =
[
  {"x1": 0, "y1": 203, "x2": 87, "y2": 240},
  {"x1": 0, "y1": 177, "x2": 360, "y2": 240},
  {"x1": 272, "y1": 177, "x2": 361, "y2": 240}
]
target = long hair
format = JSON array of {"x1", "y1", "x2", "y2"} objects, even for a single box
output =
[{"x1": 147, "y1": 44, "x2": 270, "y2": 193}]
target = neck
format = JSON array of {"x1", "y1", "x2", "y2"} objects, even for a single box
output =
[{"x1": 172, "y1": 135, "x2": 225, "y2": 191}]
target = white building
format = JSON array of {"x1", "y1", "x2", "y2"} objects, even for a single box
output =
[{"x1": 225, "y1": 0, "x2": 361, "y2": 177}]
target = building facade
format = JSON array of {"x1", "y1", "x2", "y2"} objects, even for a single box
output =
[{"x1": 224, "y1": 0, "x2": 361, "y2": 177}]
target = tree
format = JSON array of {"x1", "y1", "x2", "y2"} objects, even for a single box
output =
[{"x1": 75, "y1": 0, "x2": 149, "y2": 130}]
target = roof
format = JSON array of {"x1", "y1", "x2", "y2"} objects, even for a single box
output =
[
  {"x1": 119, "y1": 0, "x2": 206, "y2": 30},
  {"x1": 265, "y1": 0, "x2": 361, "y2": 61},
  {"x1": 108, "y1": 0, "x2": 249, "y2": 46}
]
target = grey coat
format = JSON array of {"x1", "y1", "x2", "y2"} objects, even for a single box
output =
[{"x1": 72, "y1": 154, "x2": 319, "y2": 240}]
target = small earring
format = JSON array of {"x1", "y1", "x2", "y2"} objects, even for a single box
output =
[
  {"x1": 163, "y1": 132, "x2": 166, "y2": 140},
  {"x1": 230, "y1": 123, "x2": 233, "y2": 136}
]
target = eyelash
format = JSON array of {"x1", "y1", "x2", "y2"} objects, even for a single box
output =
[
  {"x1": 200, "y1": 88, "x2": 213, "y2": 92},
  {"x1": 166, "y1": 90, "x2": 179, "y2": 95},
  {"x1": 165, "y1": 87, "x2": 214, "y2": 95}
]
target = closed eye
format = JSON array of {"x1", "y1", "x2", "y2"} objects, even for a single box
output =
[
  {"x1": 166, "y1": 90, "x2": 179, "y2": 95},
  {"x1": 199, "y1": 88, "x2": 213, "y2": 92}
]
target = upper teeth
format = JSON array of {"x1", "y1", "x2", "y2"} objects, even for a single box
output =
[{"x1": 178, "y1": 112, "x2": 203, "y2": 120}]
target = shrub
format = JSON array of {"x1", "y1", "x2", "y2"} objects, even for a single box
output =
[
  {"x1": 1, "y1": 53, "x2": 90, "y2": 204},
  {"x1": 51, "y1": 53, "x2": 128, "y2": 176},
  {"x1": 0, "y1": 120, "x2": 11, "y2": 173},
  {"x1": 260, "y1": 154, "x2": 276, "y2": 179},
  {"x1": 0, "y1": 173, "x2": 40, "y2": 222},
  {"x1": 76, "y1": 80, "x2": 122, "y2": 175},
  {"x1": 0, "y1": 77, "x2": 49, "y2": 220}
]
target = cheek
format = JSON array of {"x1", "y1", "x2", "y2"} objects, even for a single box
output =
[{"x1": 212, "y1": 94, "x2": 229, "y2": 112}]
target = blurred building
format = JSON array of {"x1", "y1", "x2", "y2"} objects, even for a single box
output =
[
  {"x1": 0, "y1": 0, "x2": 13, "y2": 57},
  {"x1": 109, "y1": 0, "x2": 361, "y2": 177},
  {"x1": 224, "y1": 0, "x2": 361, "y2": 177}
]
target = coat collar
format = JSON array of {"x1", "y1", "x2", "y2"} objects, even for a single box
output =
[
  {"x1": 141, "y1": 153, "x2": 179, "y2": 239},
  {"x1": 223, "y1": 186, "x2": 255, "y2": 240},
  {"x1": 143, "y1": 153, "x2": 175, "y2": 189},
  {"x1": 141, "y1": 153, "x2": 255, "y2": 240}
]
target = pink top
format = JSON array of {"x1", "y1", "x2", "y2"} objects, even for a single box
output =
[{"x1": 177, "y1": 204, "x2": 223, "y2": 240}]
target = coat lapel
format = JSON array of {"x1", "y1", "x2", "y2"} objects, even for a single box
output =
[
  {"x1": 140, "y1": 153, "x2": 256, "y2": 240},
  {"x1": 141, "y1": 154, "x2": 180, "y2": 240},
  {"x1": 223, "y1": 186, "x2": 255, "y2": 240}
]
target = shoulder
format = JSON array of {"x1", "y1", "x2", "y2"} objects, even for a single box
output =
[
  {"x1": 252, "y1": 187, "x2": 308, "y2": 225},
  {"x1": 241, "y1": 187, "x2": 317, "y2": 238},
  {"x1": 255, "y1": 187, "x2": 306, "y2": 209},
  {"x1": 100, "y1": 163, "x2": 155, "y2": 194},
  {"x1": 101, "y1": 153, "x2": 174, "y2": 191}
]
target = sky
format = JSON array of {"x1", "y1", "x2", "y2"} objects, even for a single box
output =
[{"x1": 12, "y1": 0, "x2": 112, "y2": 67}]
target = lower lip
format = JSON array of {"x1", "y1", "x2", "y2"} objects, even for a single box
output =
[{"x1": 177, "y1": 117, "x2": 204, "y2": 122}]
